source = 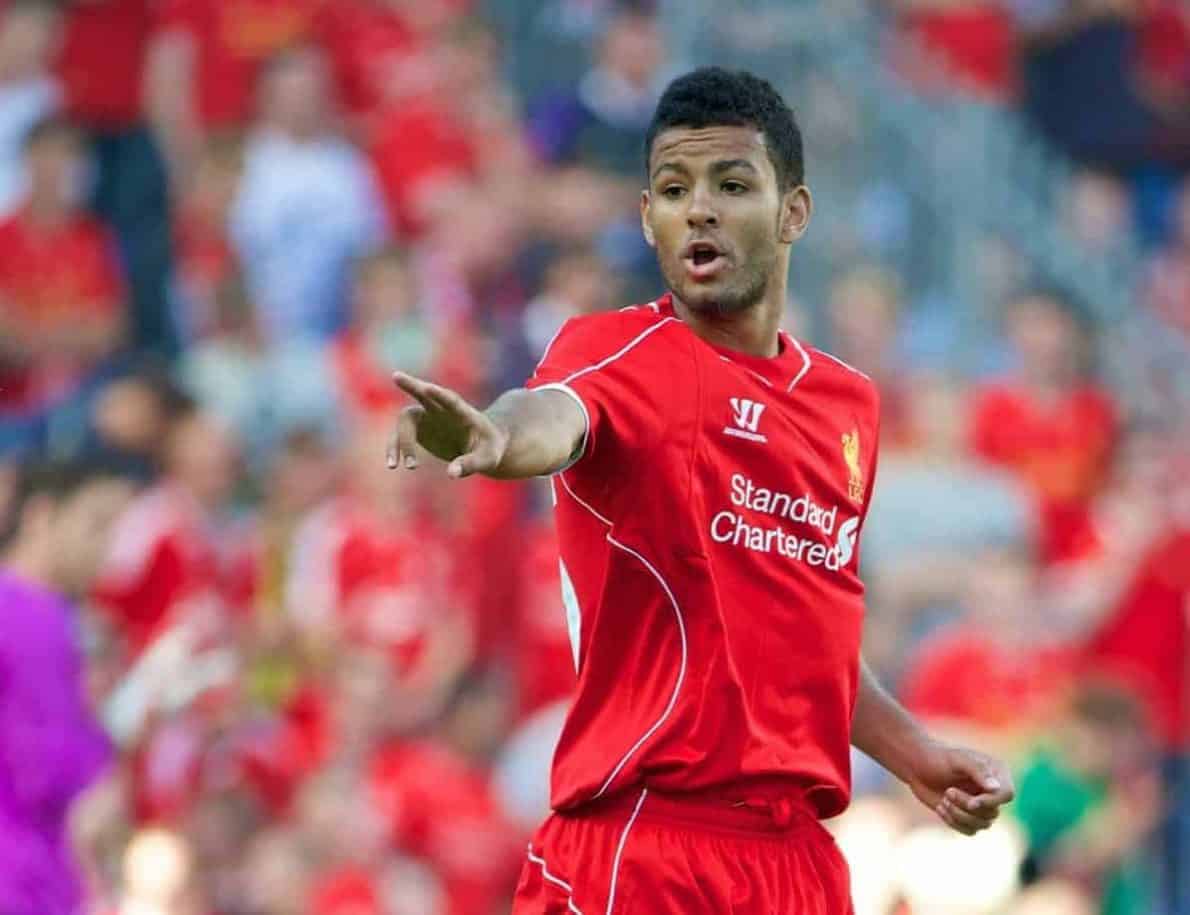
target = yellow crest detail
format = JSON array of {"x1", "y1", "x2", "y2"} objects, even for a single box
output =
[{"x1": 842, "y1": 429, "x2": 864, "y2": 502}]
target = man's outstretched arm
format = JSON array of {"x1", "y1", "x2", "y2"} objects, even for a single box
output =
[
  {"x1": 851, "y1": 657, "x2": 1015, "y2": 835},
  {"x1": 386, "y1": 372, "x2": 586, "y2": 480}
]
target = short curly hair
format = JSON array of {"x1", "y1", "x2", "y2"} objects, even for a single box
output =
[{"x1": 644, "y1": 67, "x2": 804, "y2": 191}]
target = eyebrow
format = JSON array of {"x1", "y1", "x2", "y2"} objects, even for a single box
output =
[{"x1": 650, "y1": 158, "x2": 762, "y2": 181}]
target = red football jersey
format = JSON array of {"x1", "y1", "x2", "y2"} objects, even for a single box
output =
[{"x1": 525, "y1": 294, "x2": 881, "y2": 819}]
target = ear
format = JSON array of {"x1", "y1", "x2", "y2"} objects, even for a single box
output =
[
  {"x1": 779, "y1": 185, "x2": 813, "y2": 244},
  {"x1": 640, "y1": 189, "x2": 655, "y2": 248}
]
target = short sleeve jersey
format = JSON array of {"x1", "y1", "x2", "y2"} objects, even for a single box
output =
[{"x1": 526, "y1": 294, "x2": 881, "y2": 819}]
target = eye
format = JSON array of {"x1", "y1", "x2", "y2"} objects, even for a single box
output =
[
  {"x1": 661, "y1": 185, "x2": 686, "y2": 199},
  {"x1": 722, "y1": 180, "x2": 748, "y2": 194}
]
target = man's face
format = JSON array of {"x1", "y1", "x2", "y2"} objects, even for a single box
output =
[
  {"x1": 264, "y1": 49, "x2": 328, "y2": 137},
  {"x1": 26, "y1": 132, "x2": 86, "y2": 211},
  {"x1": 642, "y1": 125, "x2": 807, "y2": 316}
]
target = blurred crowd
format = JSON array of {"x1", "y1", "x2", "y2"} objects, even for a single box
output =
[{"x1": 0, "y1": 1, "x2": 1185, "y2": 915}]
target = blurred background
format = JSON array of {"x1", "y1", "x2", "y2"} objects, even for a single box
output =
[{"x1": 0, "y1": 0, "x2": 1186, "y2": 913}]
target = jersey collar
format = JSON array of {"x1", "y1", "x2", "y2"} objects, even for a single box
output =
[{"x1": 656, "y1": 293, "x2": 811, "y2": 392}]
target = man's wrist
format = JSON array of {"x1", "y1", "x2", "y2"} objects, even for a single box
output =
[{"x1": 882, "y1": 725, "x2": 939, "y2": 786}]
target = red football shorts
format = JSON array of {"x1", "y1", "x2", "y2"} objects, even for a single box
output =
[{"x1": 513, "y1": 788, "x2": 854, "y2": 914}]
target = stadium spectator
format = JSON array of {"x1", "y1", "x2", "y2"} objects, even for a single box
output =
[
  {"x1": 0, "y1": 0, "x2": 60, "y2": 218},
  {"x1": 171, "y1": 132, "x2": 244, "y2": 343},
  {"x1": 0, "y1": 461, "x2": 133, "y2": 915},
  {"x1": 315, "y1": 0, "x2": 462, "y2": 137},
  {"x1": 145, "y1": 0, "x2": 322, "y2": 181},
  {"x1": 58, "y1": 0, "x2": 174, "y2": 357},
  {"x1": 177, "y1": 267, "x2": 343, "y2": 466},
  {"x1": 331, "y1": 246, "x2": 435, "y2": 421},
  {"x1": 231, "y1": 44, "x2": 388, "y2": 344},
  {"x1": 1064, "y1": 168, "x2": 1133, "y2": 255},
  {"x1": 888, "y1": 0, "x2": 1018, "y2": 102},
  {"x1": 826, "y1": 265, "x2": 919, "y2": 450},
  {"x1": 285, "y1": 419, "x2": 474, "y2": 728},
  {"x1": 495, "y1": 245, "x2": 619, "y2": 392},
  {"x1": 371, "y1": 18, "x2": 526, "y2": 239},
  {"x1": 897, "y1": 543, "x2": 1074, "y2": 738},
  {"x1": 1016, "y1": 0, "x2": 1160, "y2": 169},
  {"x1": 969, "y1": 289, "x2": 1119, "y2": 564},
  {"x1": 0, "y1": 117, "x2": 125, "y2": 429},
  {"x1": 1081, "y1": 519, "x2": 1190, "y2": 915},
  {"x1": 528, "y1": 4, "x2": 668, "y2": 175},
  {"x1": 1013, "y1": 681, "x2": 1161, "y2": 915},
  {"x1": 93, "y1": 406, "x2": 238, "y2": 652},
  {"x1": 88, "y1": 361, "x2": 192, "y2": 481}
]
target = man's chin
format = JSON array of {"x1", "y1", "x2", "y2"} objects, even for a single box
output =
[{"x1": 675, "y1": 285, "x2": 751, "y2": 317}]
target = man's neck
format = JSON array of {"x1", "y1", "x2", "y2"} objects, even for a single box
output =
[
  {"x1": 23, "y1": 199, "x2": 70, "y2": 230},
  {"x1": 671, "y1": 294, "x2": 784, "y2": 358},
  {"x1": 2, "y1": 543, "x2": 54, "y2": 592}
]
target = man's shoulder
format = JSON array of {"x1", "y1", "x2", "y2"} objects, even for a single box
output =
[
  {"x1": 800, "y1": 343, "x2": 880, "y2": 414},
  {"x1": 547, "y1": 300, "x2": 683, "y2": 361}
]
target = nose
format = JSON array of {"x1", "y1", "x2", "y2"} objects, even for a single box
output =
[{"x1": 686, "y1": 185, "x2": 718, "y2": 228}]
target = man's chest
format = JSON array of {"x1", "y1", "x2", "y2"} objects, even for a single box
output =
[{"x1": 686, "y1": 362, "x2": 871, "y2": 581}]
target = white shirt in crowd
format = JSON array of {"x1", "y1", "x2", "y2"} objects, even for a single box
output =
[{"x1": 231, "y1": 128, "x2": 388, "y2": 343}]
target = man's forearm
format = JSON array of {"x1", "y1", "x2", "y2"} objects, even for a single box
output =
[
  {"x1": 484, "y1": 388, "x2": 586, "y2": 479},
  {"x1": 851, "y1": 657, "x2": 933, "y2": 784}
]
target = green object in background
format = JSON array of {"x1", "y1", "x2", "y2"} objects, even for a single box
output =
[
  {"x1": 1015, "y1": 748, "x2": 1106, "y2": 858},
  {"x1": 1014, "y1": 748, "x2": 1154, "y2": 915}
]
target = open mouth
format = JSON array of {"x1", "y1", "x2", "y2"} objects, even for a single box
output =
[{"x1": 683, "y1": 241, "x2": 728, "y2": 280}]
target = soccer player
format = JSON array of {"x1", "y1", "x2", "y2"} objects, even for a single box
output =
[{"x1": 387, "y1": 67, "x2": 1015, "y2": 913}]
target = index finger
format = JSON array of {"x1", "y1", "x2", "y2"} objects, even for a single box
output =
[{"x1": 392, "y1": 371, "x2": 436, "y2": 407}]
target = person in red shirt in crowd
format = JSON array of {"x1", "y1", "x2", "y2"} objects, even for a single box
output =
[
  {"x1": 286, "y1": 418, "x2": 474, "y2": 727},
  {"x1": 331, "y1": 246, "x2": 435, "y2": 420},
  {"x1": 899, "y1": 544, "x2": 1076, "y2": 737},
  {"x1": 315, "y1": 0, "x2": 472, "y2": 139},
  {"x1": 1090, "y1": 471, "x2": 1190, "y2": 913},
  {"x1": 57, "y1": 0, "x2": 174, "y2": 355},
  {"x1": 94, "y1": 404, "x2": 239, "y2": 652},
  {"x1": 145, "y1": 0, "x2": 323, "y2": 181},
  {"x1": 388, "y1": 68, "x2": 1014, "y2": 913},
  {"x1": 890, "y1": 0, "x2": 1018, "y2": 102},
  {"x1": 171, "y1": 133, "x2": 244, "y2": 343},
  {"x1": 368, "y1": 734, "x2": 524, "y2": 915},
  {"x1": 512, "y1": 503, "x2": 579, "y2": 720},
  {"x1": 0, "y1": 117, "x2": 124, "y2": 421},
  {"x1": 371, "y1": 18, "x2": 529, "y2": 239},
  {"x1": 970, "y1": 289, "x2": 1119, "y2": 565},
  {"x1": 1136, "y1": 0, "x2": 1190, "y2": 119}
]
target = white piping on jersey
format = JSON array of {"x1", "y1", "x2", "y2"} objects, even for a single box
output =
[
  {"x1": 713, "y1": 333, "x2": 812, "y2": 392},
  {"x1": 556, "y1": 473, "x2": 688, "y2": 800},
  {"x1": 558, "y1": 469, "x2": 612, "y2": 525},
  {"x1": 534, "y1": 382, "x2": 591, "y2": 472},
  {"x1": 606, "y1": 788, "x2": 649, "y2": 915},
  {"x1": 536, "y1": 320, "x2": 570, "y2": 370},
  {"x1": 785, "y1": 334, "x2": 813, "y2": 391},
  {"x1": 559, "y1": 317, "x2": 678, "y2": 387},
  {"x1": 526, "y1": 846, "x2": 584, "y2": 914},
  {"x1": 813, "y1": 346, "x2": 872, "y2": 380}
]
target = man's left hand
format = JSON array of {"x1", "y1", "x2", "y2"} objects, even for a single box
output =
[{"x1": 905, "y1": 740, "x2": 1015, "y2": 836}]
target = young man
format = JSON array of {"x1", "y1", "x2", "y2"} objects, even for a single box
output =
[
  {"x1": 388, "y1": 68, "x2": 1015, "y2": 913},
  {"x1": 0, "y1": 462, "x2": 132, "y2": 915}
]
